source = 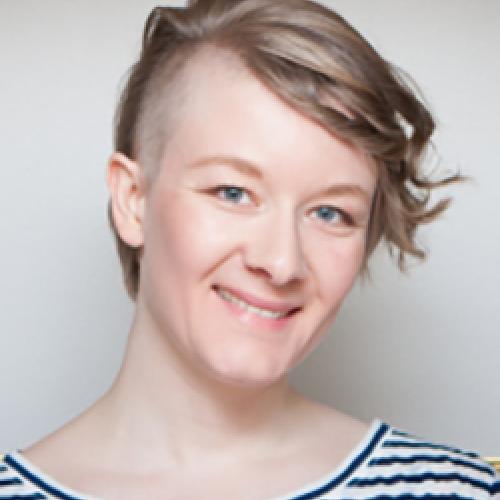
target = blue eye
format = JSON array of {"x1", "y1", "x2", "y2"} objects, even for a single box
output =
[
  {"x1": 215, "y1": 185, "x2": 251, "y2": 204},
  {"x1": 314, "y1": 206, "x2": 349, "y2": 225},
  {"x1": 211, "y1": 187, "x2": 352, "y2": 226}
]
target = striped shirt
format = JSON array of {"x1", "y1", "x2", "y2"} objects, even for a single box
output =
[{"x1": 1, "y1": 419, "x2": 499, "y2": 499}]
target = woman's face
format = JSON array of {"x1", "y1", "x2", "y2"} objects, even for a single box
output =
[{"x1": 136, "y1": 53, "x2": 377, "y2": 387}]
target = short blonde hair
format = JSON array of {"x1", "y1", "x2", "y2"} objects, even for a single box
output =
[{"x1": 109, "y1": 0, "x2": 461, "y2": 300}]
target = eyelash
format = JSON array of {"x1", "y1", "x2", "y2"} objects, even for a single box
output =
[{"x1": 210, "y1": 185, "x2": 354, "y2": 226}]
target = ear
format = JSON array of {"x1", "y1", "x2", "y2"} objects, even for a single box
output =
[{"x1": 106, "y1": 152, "x2": 146, "y2": 248}]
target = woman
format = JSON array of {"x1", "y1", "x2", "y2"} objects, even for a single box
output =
[{"x1": 1, "y1": 0, "x2": 499, "y2": 498}]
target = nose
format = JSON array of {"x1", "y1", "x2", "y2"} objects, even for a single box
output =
[{"x1": 243, "y1": 209, "x2": 309, "y2": 287}]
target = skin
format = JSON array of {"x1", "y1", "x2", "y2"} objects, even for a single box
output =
[{"x1": 22, "y1": 50, "x2": 378, "y2": 500}]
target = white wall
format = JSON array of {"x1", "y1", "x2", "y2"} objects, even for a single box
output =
[{"x1": 1, "y1": 1, "x2": 498, "y2": 456}]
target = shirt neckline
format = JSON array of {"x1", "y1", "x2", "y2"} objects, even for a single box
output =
[
  {"x1": 271, "y1": 418, "x2": 388, "y2": 499},
  {"x1": 4, "y1": 419, "x2": 389, "y2": 500},
  {"x1": 4, "y1": 451, "x2": 100, "y2": 500}
]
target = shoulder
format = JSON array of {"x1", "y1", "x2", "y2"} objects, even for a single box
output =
[{"x1": 341, "y1": 422, "x2": 500, "y2": 499}]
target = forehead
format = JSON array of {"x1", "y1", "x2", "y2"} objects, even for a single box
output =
[{"x1": 157, "y1": 47, "x2": 377, "y2": 193}]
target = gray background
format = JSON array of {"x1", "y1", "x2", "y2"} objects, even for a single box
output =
[{"x1": 1, "y1": 1, "x2": 499, "y2": 455}]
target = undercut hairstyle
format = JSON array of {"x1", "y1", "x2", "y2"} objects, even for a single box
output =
[{"x1": 109, "y1": 0, "x2": 462, "y2": 301}]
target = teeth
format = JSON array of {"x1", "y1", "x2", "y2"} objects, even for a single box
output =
[{"x1": 217, "y1": 287, "x2": 288, "y2": 320}]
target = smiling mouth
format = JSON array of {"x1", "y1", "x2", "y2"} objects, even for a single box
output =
[{"x1": 212, "y1": 286, "x2": 300, "y2": 320}]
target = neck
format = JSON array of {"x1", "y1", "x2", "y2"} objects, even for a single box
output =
[{"x1": 94, "y1": 305, "x2": 306, "y2": 468}]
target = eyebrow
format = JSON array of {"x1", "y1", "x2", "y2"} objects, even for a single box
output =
[
  {"x1": 188, "y1": 155, "x2": 371, "y2": 203},
  {"x1": 189, "y1": 155, "x2": 263, "y2": 179},
  {"x1": 318, "y1": 184, "x2": 372, "y2": 203}
]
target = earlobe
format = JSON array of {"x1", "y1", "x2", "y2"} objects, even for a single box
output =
[{"x1": 106, "y1": 152, "x2": 146, "y2": 248}]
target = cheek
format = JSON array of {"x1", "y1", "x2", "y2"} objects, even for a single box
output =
[
  {"x1": 144, "y1": 192, "x2": 236, "y2": 285},
  {"x1": 147, "y1": 197, "x2": 204, "y2": 280},
  {"x1": 139, "y1": 192, "x2": 225, "y2": 340},
  {"x1": 310, "y1": 234, "x2": 365, "y2": 304}
]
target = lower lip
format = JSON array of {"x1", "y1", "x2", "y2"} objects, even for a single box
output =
[{"x1": 213, "y1": 287, "x2": 296, "y2": 332}]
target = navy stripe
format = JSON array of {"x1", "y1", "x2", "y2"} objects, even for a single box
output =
[
  {"x1": 391, "y1": 429, "x2": 416, "y2": 438},
  {"x1": 492, "y1": 479, "x2": 500, "y2": 494},
  {"x1": 342, "y1": 495, "x2": 476, "y2": 500},
  {"x1": 0, "y1": 494, "x2": 46, "y2": 500},
  {"x1": 0, "y1": 466, "x2": 7, "y2": 473},
  {"x1": 3, "y1": 456, "x2": 82, "y2": 500},
  {"x1": 287, "y1": 422, "x2": 390, "y2": 500},
  {"x1": 0, "y1": 478, "x2": 22, "y2": 487},
  {"x1": 382, "y1": 440, "x2": 480, "y2": 458},
  {"x1": 368, "y1": 454, "x2": 494, "y2": 476},
  {"x1": 348, "y1": 472, "x2": 492, "y2": 492}
]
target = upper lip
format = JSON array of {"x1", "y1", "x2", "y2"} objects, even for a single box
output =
[{"x1": 214, "y1": 285, "x2": 302, "y2": 313}]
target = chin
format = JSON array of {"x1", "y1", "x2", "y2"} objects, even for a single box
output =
[{"x1": 204, "y1": 356, "x2": 290, "y2": 389}]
